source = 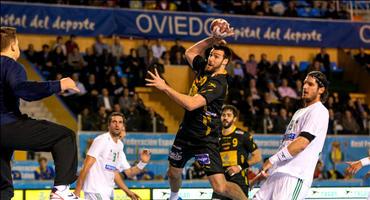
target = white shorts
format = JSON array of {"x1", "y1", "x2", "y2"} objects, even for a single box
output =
[
  {"x1": 253, "y1": 173, "x2": 310, "y2": 200},
  {"x1": 84, "y1": 192, "x2": 113, "y2": 200}
]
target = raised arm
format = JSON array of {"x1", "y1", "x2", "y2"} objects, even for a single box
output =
[{"x1": 185, "y1": 37, "x2": 226, "y2": 69}]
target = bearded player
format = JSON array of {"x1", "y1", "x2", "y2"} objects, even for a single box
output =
[{"x1": 253, "y1": 71, "x2": 329, "y2": 200}]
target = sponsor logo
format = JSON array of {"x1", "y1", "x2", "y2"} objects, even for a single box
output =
[{"x1": 195, "y1": 153, "x2": 211, "y2": 165}]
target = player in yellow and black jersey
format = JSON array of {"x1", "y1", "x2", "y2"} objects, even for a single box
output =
[{"x1": 212, "y1": 105, "x2": 262, "y2": 200}]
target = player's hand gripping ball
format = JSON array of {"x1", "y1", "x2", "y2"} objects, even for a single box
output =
[{"x1": 210, "y1": 18, "x2": 234, "y2": 38}]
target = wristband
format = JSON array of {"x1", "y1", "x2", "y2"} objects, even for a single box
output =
[
  {"x1": 136, "y1": 161, "x2": 147, "y2": 170},
  {"x1": 360, "y1": 157, "x2": 370, "y2": 166},
  {"x1": 269, "y1": 146, "x2": 293, "y2": 165},
  {"x1": 237, "y1": 165, "x2": 242, "y2": 171}
]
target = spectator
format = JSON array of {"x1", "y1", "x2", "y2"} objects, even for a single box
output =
[
  {"x1": 126, "y1": 105, "x2": 142, "y2": 132},
  {"x1": 315, "y1": 47, "x2": 331, "y2": 77},
  {"x1": 84, "y1": 47, "x2": 98, "y2": 74},
  {"x1": 328, "y1": 108, "x2": 341, "y2": 134},
  {"x1": 156, "y1": 0, "x2": 177, "y2": 11},
  {"x1": 36, "y1": 44, "x2": 53, "y2": 72},
  {"x1": 246, "y1": 0, "x2": 260, "y2": 15},
  {"x1": 93, "y1": 34, "x2": 110, "y2": 56},
  {"x1": 245, "y1": 54, "x2": 258, "y2": 78},
  {"x1": 80, "y1": 107, "x2": 98, "y2": 131},
  {"x1": 359, "y1": 111, "x2": 370, "y2": 134},
  {"x1": 67, "y1": 47, "x2": 87, "y2": 72},
  {"x1": 119, "y1": 89, "x2": 135, "y2": 114},
  {"x1": 151, "y1": 38, "x2": 166, "y2": 59},
  {"x1": 325, "y1": 1, "x2": 338, "y2": 19},
  {"x1": 111, "y1": 35, "x2": 124, "y2": 63},
  {"x1": 307, "y1": 60, "x2": 322, "y2": 73},
  {"x1": 284, "y1": 1, "x2": 298, "y2": 17},
  {"x1": 257, "y1": 53, "x2": 271, "y2": 80},
  {"x1": 97, "y1": 88, "x2": 114, "y2": 112},
  {"x1": 65, "y1": 34, "x2": 79, "y2": 55},
  {"x1": 241, "y1": 95, "x2": 259, "y2": 130},
  {"x1": 49, "y1": 46, "x2": 66, "y2": 73},
  {"x1": 161, "y1": 51, "x2": 171, "y2": 65},
  {"x1": 280, "y1": 96, "x2": 296, "y2": 115},
  {"x1": 232, "y1": 62, "x2": 245, "y2": 79},
  {"x1": 274, "y1": 108, "x2": 290, "y2": 133},
  {"x1": 34, "y1": 157, "x2": 55, "y2": 180},
  {"x1": 265, "y1": 81, "x2": 280, "y2": 102},
  {"x1": 126, "y1": 48, "x2": 144, "y2": 85},
  {"x1": 269, "y1": 54, "x2": 285, "y2": 83},
  {"x1": 294, "y1": 79, "x2": 303, "y2": 99},
  {"x1": 137, "y1": 38, "x2": 151, "y2": 65},
  {"x1": 169, "y1": 38, "x2": 186, "y2": 63},
  {"x1": 259, "y1": 1, "x2": 273, "y2": 16},
  {"x1": 24, "y1": 44, "x2": 37, "y2": 63},
  {"x1": 337, "y1": 4, "x2": 350, "y2": 20},
  {"x1": 246, "y1": 78, "x2": 260, "y2": 101},
  {"x1": 278, "y1": 78, "x2": 298, "y2": 99},
  {"x1": 257, "y1": 107, "x2": 274, "y2": 133},
  {"x1": 354, "y1": 48, "x2": 370, "y2": 67},
  {"x1": 96, "y1": 106, "x2": 108, "y2": 131},
  {"x1": 198, "y1": 0, "x2": 222, "y2": 13},
  {"x1": 52, "y1": 36, "x2": 67, "y2": 56},
  {"x1": 171, "y1": 51, "x2": 187, "y2": 65},
  {"x1": 341, "y1": 110, "x2": 360, "y2": 134},
  {"x1": 283, "y1": 55, "x2": 300, "y2": 81}
]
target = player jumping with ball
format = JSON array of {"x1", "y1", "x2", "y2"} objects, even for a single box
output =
[
  {"x1": 253, "y1": 71, "x2": 329, "y2": 200},
  {"x1": 146, "y1": 19, "x2": 248, "y2": 200}
]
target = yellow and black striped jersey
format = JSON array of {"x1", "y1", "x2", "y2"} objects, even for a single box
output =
[
  {"x1": 220, "y1": 127, "x2": 258, "y2": 169},
  {"x1": 177, "y1": 55, "x2": 228, "y2": 145}
]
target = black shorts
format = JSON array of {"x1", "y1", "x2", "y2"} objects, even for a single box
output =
[
  {"x1": 168, "y1": 136, "x2": 223, "y2": 176},
  {"x1": 211, "y1": 172, "x2": 249, "y2": 199}
]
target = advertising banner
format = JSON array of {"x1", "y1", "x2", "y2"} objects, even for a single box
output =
[{"x1": 1, "y1": 2, "x2": 369, "y2": 48}]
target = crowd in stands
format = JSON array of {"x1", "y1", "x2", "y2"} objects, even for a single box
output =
[
  {"x1": 224, "y1": 47, "x2": 370, "y2": 135},
  {"x1": 8, "y1": 0, "x2": 352, "y2": 20},
  {"x1": 353, "y1": 47, "x2": 370, "y2": 73},
  {"x1": 23, "y1": 34, "x2": 370, "y2": 135},
  {"x1": 23, "y1": 35, "x2": 189, "y2": 132}
]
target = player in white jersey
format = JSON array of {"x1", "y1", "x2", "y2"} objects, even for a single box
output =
[
  {"x1": 253, "y1": 71, "x2": 329, "y2": 200},
  {"x1": 74, "y1": 112, "x2": 151, "y2": 200}
]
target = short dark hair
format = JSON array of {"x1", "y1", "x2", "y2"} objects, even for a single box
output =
[
  {"x1": 0, "y1": 27, "x2": 17, "y2": 52},
  {"x1": 222, "y1": 104, "x2": 239, "y2": 118},
  {"x1": 307, "y1": 71, "x2": 329, "y2": 103},
  {"x1": 108, "y1": 112, "x2": 126, "y2": 124},
  {"x1": 213, "y1": 45, "x2": 232, "y2": 64}
]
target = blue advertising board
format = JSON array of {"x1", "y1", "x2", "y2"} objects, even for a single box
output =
[{"x1": 1, "y1": 2, "x2": 369, "y2": 48}]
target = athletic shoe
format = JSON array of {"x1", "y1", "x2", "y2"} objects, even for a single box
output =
[{"x1": 50, "y1": 187, "x2": 80, "y2": 200}]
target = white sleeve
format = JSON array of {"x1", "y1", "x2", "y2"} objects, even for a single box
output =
[
  {"x1": 87, "y1": 137, "x2": 105, "y2": 159},
  {"x1": 119, "y1": 152, "x2": 131, "y2": 172},
  {"x1": 300, "y1": 107, "x2": 329, "y2": 137}
]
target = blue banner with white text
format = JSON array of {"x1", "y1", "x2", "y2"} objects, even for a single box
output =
[
  {"x1": 3, "y1": 3, "x2": 367, "y2": 47},
  {"x1": 79, "y1": 132, "x2": 370, "y2": 162}
]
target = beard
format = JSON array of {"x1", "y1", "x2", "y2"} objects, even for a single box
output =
[
  {"x1": 303, "y1": 90, "x2": 319, "y2": 104},
  {"x1": 110, "y1": 129, "x2": 121, "y2": 136},
  {"x1": 222, "y1": 120, "x2": 233, "y2": 129}
]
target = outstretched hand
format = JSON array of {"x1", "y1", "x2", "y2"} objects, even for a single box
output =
[
  {"x1": 140, "y1": 149, "x2": 151, "y2": 163},
  {"x1": 345, "y1": 161, "x2": 363, "y2": 175},
  {"x1": 60, "y1": 77, "x2": 80, "y2": 93},
  {"x1": 145, "y1": 68, "x2": 167, "y2": 91}
]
